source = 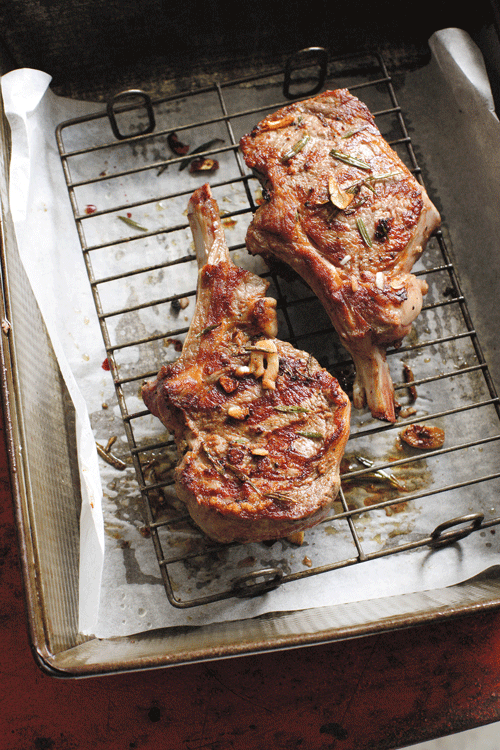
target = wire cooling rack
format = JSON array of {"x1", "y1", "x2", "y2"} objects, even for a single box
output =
[{"x1": 56, "y1": 47, "x2": 500, "y2": 607}]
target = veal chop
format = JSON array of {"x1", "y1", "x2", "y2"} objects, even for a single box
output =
[
  {"x1": 142, "y1": 184, "x2": 351, "y2": 544},
  {"x1": 240, "y1": 89, "x2": 441, "y2": 422}
]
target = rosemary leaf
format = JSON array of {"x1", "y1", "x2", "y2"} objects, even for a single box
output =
[
  {"x1": 366, "y1": 170, "x2": 404, "y2": 183},
  {"x1": 356, "y1": 217, "x2": 372, "y2": 247},
  {"x1": 275, "y1": 405, "x2": 310, "y2": 413},
  {"x1": 297, "y1": 431, "x2": 323, "y2": 439},
  {"x1": 341, "y1": 125, "x2": 368, "y2": 139},
  {"x1": 226, "y1": 463, "x2": 264, "y2": 496},
  {"x1": 355, "y1": 454, "x2": 405, "y2": 489},
  {"x1": 196, "y1": 323, "x2": 219, "y2": 338},
  {"x1": 281, "y1": 133, "x2": 310, "y2": 162},
  {"x1": 202, "y1": 445, "x2": 225, "y2": 475},
  {"x1": 265, "y1": 492, "x2": 294, "y2": 503},
  {"x1": 118, "y1": 215, "x2": 148, "y2": 232},
  {"x1": 343, "y1": 171, "x2": 403, "y2": 198},
  {"x1": 329, "y1": 148, "x2": 371, "y2": 171}
]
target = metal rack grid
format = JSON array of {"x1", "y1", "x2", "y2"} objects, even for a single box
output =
[{"x1": 56, "y1": 47, "x2": 500, "y2": 608}]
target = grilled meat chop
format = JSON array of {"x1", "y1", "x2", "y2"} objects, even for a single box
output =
[
  {"x1": 240, "y1": 89, "x2": 441, "y2": 422},
  {"x1": 142, "y1": 184, "x2": 351, "y2": 544}
]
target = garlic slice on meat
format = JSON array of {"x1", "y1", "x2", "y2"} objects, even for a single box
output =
[
  {"x1": 251, "y1": 447, "x2": 269, "y2": 456},
  {"x1": 248, "y1": 339, "x2": 280, "y2": 389},
  {"x1": 261, "y1": 112, "x2": 296, "y2": 131},
  {"x1": 328, "y1": 176, "x2": 354, "y2": 210},
  {"x1": 227, "y1": 404, "x2": 249, "y2": 420}
]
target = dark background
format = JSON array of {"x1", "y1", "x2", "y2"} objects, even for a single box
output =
[{"x1": 0, "y1": 0, "x2": 499, "y2": 101}]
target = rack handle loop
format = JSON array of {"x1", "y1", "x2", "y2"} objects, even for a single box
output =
[
  {"x1": 283, "y1": 47, "x2": 328, "y2": 99},
  {"x1": 429, "y1": 513, "x2": 484, "y2": 549},
  {"x1": 106, "y1": 89, "x2": 155, "y2": 140},
  {"x1": 231, "y1": 567, "x2": 283, "y2": 598}
]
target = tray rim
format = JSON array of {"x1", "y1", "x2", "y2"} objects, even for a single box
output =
[{"x1": 2, "y1": 54, "x2": 500, "y2": 678}]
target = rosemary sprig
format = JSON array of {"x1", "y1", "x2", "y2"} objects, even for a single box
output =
[
  {"x1": 355, "y1": 455, "x2": 405, "y2": 489},
  {"x1": 275, "y1": 405, "x2": 310, "y2": 413},
  {"x1": 356, "y1": 217, "x2": 372, "y2": 247},
  {"x1": 329, "y1": 148, "x2": 371, "y2": 171},
  {"x1": 282, "y1": 133, "x2": 310, "y2": 162},
  {"x1": 226, "y1": 463, "x2": 289, "y2": 504},
  {"x1": 213, "y1": 455, "x2": 297, "y2": 505},
  {"x1": 344, "y1": 170, "x2": 403, "y2": 196},
  {"x1": 244, "y1": 343, "x2": 272, "y2": 352},
  {"x1": 366, "y1": 170, "x2": 404, "y2": 183},
  {"x1": 202, "y1": 445, "x2": 225, "y2": 476},
  {"x1": 344, "y1": 194, "x2": 369, "y2": 214},
  {"x1": 265, "y1": 491, "x2": 295, "y2": 503},
  {"x1": 196, "y1": 323, "x2": 219, "y2": 338},
  {"x1": 341, "y1": 125, "x2": 369, "y2": 139},
  {"x1": 360, "y1": 180, "x2": 376, "y2": 194},
  {"x1": 297, "y1": 431, "x2": 323, "y2": 439},
  {"x1": 118, "y1": 215, "x2": 148, "y2": 232},
  {"x1": 225, "y1": 462, "x2": 252, "y2": 484}
]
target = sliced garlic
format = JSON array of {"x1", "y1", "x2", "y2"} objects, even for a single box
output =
[
  {"x1": 375, "y1": 271, "x2": 385, "y2": 290},
  {"x1": 340, "y1": 254, "x2": 351, "y2": 266},
  {"x1": 258, "y1": 297, "x2": 279, "y2": 338},
  {"x1": 262, "y1": 352, "x2": 279, "y2": 389},
  {"x1": 328, "y1": 175, "x2": 354, "y2": 210},
  {"x1": 248, "y1": 339, "x2": 279, "y2": 389},
  {"x1": 227, "y1": 405, "x2": 248, "y2": 420},
  {"x1": 263, "y1": 113, "x2": 296, "y2": 131},
  {"x1": 249, "y1": 351, "x2": 266, "y2": 378},
  {"x1": 251, "y1": 339, "x2": 278, "y2": 353},
  {"x1": 235, "y1": 365, "x2": 251, "y2": 376},
  {"x1": 251, "y1": 447, "x2": 269, "y2": 456}
]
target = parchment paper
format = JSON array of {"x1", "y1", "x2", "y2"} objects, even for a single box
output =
[{"x1": 2, "y1": 29, "x2": 499, "y2": 638}]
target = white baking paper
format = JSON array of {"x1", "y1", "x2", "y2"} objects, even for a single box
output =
[
  {"x1": 429, "y1": 27, "x2": 499, "y2": 121},
  {"x1": 2, "y1": 29, "x2": 500, "y2": 638},
  {"x1": 1, "y1": 69, "x2": 106, "y2": 634}
]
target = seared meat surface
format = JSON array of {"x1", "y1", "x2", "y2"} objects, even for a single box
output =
[
  {"x1": 240, "y1": 89, "x2": 441, "y2": 422},
  {"x1": 142, "y1": 184, "x2": 351, "y2": 544}
]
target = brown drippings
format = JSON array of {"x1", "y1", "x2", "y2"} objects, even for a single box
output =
[{"x1": 341, "y1": 448, "x2": 433, "y2": 517}]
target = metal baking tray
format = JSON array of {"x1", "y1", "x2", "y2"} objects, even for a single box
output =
[{"x1": 2, "y1": 43, "x2": 500, "y2": 677}]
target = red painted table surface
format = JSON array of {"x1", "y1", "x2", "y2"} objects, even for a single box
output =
[{"x1": 1, "y1": 409, "x2": 500, "y2": 750}]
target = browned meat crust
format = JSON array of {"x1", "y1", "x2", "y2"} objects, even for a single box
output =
[
  {"x1": 240, "y1": 89, "x2": 441, "y2": 422},
  {"x1": 142, "y1": 184, "x2": 351, "y2": 544}
]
